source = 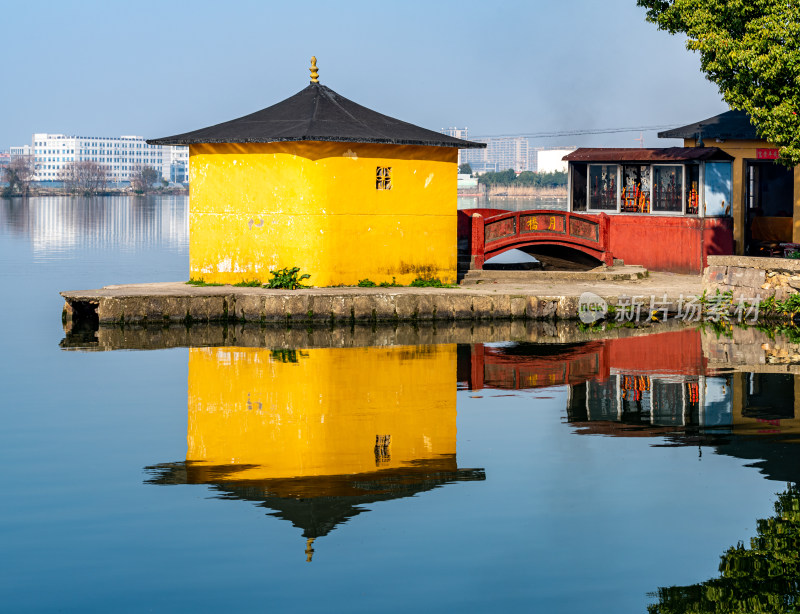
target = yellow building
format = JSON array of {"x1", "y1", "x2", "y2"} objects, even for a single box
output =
[
  {"x1": 660, "y1": 110, "x2": 800, "y2": 255},
  {"x1": 148, "y1": 59, "x2": 485, "y2": 286},
  {"x1": 145, "y1": 344, "x2": 484, "y2": 560}
]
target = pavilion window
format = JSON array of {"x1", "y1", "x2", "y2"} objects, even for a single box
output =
[
  {"x1": 686, "y1": 165, "x2": 700, "y2": 215},
  {"x1": 621, "y1": 165, "x2": 650, "y2": 213},
  {"x1": 652, "y1": 165, "x2": 683, "y2": 213},
  {"x1": 376, "y1": 166, "x2": 392, "y2": 190},
  {"x1": 588, "y1": 164, "x2": 618, "y2": 211},
  {"x1": 570, "y1": 163, "x2": 587, "y2": 211}
]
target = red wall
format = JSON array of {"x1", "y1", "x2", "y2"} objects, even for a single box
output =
[
  {"x1": 457, "y1": 208, "x2": 509, "y2": 251},
  {"x1": 608, "y1": 215, "x2": 733, "y2": 274},
  {"x1": 605, "y1": 328, "x2": 706, "y2": 375},
  {"x1": 458, "y1": 208, "x2": 733, "y2": 275}
]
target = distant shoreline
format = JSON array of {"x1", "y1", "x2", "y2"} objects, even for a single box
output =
[
  {"x1": 485, "y1": 186, "x2": 567, "y2": 198},
  {"x1": 2, "y1": 187, "x2": 189, "y2": 197}
]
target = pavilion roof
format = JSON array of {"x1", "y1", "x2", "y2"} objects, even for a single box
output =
[
  {"x1": 563, "y1": 147, "x2": 734, "y2": 163},
  {"x1": 658, "y1": 110, "x2": 758, "y2": 141},
  {"x1": 148, "y1": 81, "x2": 485, "y2": 149}
]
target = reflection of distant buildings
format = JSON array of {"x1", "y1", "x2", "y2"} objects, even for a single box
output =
[
  {"x1": 0, "y1": 196, "x2": 188, "y2": 254},
  {"x1": 146, "y1": 345, "x2": 484, "y2": 561}
]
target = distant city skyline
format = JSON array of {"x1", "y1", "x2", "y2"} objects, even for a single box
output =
[{"x1": 1, "y1": 0, "x2": 727, "y2": 152}]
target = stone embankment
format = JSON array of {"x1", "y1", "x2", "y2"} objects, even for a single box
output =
[
  {"x1": 702, "y1": 325, "x2": 800, "y2": 373},
  {"x1": 703, "y1": 255, "x2": 800, "y2": 300},
  {"x1": 60, "y1": 272, "x2": 702, "y2": 327}
]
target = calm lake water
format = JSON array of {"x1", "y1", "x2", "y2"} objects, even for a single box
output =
[
  {"x1": 457, "y1": 194, "x2": 568, "y2": 211},
  {"x1": 2, "y1": 196, "x2": 799, "y2": 613}
]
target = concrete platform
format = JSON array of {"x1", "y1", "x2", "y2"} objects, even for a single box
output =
[
  {"x1": 61, "y1": 272, "x2": 702, "y2": 326},
  {"x1": 461, "y1": 265, "x2": 648, "y2": 285}
]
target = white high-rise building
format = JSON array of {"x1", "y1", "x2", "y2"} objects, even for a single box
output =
[
  {"x1": 28, "y1": 133, "x2": 188, "y2": 183},
  {"x1": 461, "y1": 136, "x2": 530, "y2": 173},
  {"x1": 167, "y1": 146, "x2": 189, "y2": 183},
  {"x1": 441, "y1": 127, "x2": 469, "y2": 165}
]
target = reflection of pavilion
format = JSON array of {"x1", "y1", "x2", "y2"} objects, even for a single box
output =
[
  {"x1": 145, "y1": 344, "x2": 484, "y2": 560},
  {"x1": 561, "y1": 329, "x2": 729, "y2": 436}
]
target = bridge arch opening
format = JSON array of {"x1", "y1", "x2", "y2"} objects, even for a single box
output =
[{"x1": 486, "y1": 244, "x2": 603, "y2": 271}]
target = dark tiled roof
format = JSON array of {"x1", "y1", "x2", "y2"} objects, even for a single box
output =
[
  {"x1": 148, "y1": 83, "x2": 486, "y2": 149},
  {"x1": 658, "y1": 110, "x2": 758, "y2": 140},
  {"x1": 563, "y1": 147, "x2": 734, "y2": 163}
]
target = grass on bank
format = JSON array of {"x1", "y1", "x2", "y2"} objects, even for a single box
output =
[{"x1": 187, "y1": 271, "x2": 455, "y2": 289}]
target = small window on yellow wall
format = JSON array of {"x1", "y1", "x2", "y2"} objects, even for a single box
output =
[{"x1": 376, "y1": 166, "x2": 392, "y2": 190}]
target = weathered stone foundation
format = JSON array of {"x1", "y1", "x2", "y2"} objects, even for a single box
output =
[{"x1": 703, "y1": 255, "x2": 800, "y2": 301}]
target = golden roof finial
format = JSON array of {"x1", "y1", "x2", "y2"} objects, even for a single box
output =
[
  {"x1": 305, "y1": 537, "x2": 315, "y2": 562},
  {"x1": 310, "y1": 56, "x2": 319, "y2": 83}
]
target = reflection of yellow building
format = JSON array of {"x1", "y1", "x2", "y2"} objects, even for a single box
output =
[
  {"x1": 187, "y1": 345, "x2": 457, "y2": 485},
  {"x1": 146, "y1": 343, "x2": 483, "y2": 559},
  {"x1": 730, "y1": 372, "x2": 800, "y2": 438}
]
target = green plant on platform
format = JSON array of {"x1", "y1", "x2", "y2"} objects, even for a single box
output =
[
  {"x1": 265, "y1": 267, "x2": 311, "y2": 289},
  {"x1": 357, "y1": 278, "x2": 377, "y2": 287},
  {"x1": 409, "y1": 276, "x2": 455, "y2": 288},
  {"x1": 232, "y1": 280, "x2": 262, "y2": 287},
  {"x1": 379, "y1": 277, "x2": 402, "y2": 287},
  {"x1": 186, "y1": 278, "x2": 224, "y2": 287}
]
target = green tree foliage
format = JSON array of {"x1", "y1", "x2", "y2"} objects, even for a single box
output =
[
  {"x1": 458, "y1": 162, "x2": 473, "y2": 174},
  {"x1": 649, "y1": 484, "x2": 800, "y2": 613},
  {"x1": 637, "y1": 0, "x2": 800, "y2": 166},
  {"x1": 477, "y1": 169, "x2": 567, "y2": 188}
]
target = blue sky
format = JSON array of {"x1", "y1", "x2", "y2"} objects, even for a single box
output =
[{"x1": 2, "y1": 0, "x2": 726, "y2": 150}]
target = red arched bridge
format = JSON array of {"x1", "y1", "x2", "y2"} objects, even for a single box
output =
[{"x1": 466, "y1": 209, "x2": 613, "y2": 269}]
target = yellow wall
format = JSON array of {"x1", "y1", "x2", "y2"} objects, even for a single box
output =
[
  {"x1": 189, "y1": 141, "x2": 458, "y2": 286},
  {"x1": 185, "y1": 344, "x2": 457, "y2": 483},
  {"x1": 685, "y1": 137, "x2": 800, "y2": 252}
]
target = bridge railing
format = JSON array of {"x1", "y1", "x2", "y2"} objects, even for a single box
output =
[{"x1": 470, "y1": 209, "x2": 611, "y2": 269}]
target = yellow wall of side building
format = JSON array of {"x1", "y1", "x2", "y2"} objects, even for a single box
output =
[
  {"x1": 189, "y1": 141, "x2": 458, "y2": 286},
  {"x1": 684, "y1": 137, "x2": 800, "y2": 252},
  {"x1": 185, "y1": 344, "x2": 457, "y2": 482}
]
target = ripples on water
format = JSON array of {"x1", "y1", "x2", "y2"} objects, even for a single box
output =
[{"x1": 2, "y1": 196, "x2": 799, "y2": 613}]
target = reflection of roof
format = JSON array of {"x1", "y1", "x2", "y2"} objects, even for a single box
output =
[
  {"x1": 563, "y1": 147, "x2": 734, "y2": 163},
  {"x1": 658, "y1": 110, "x2": 757, "y2": 140},
  {"x1": 712, "y1": 436, "x2": 800, "y2": 483},
  {"x1": 145, "y1": 456, "x2": 485, "y2": 539},
  {"x1": 148, "y1": 83, "x2": 486, "y2": 149}
]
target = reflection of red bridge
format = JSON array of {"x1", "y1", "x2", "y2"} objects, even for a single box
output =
[{"x1": 459, "y1": 329, "x2": 706, "y2": 391}]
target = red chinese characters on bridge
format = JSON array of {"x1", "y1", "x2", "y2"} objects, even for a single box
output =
[{"x1": 521, "y1": 213, "x2": 566, "y2": 234}]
